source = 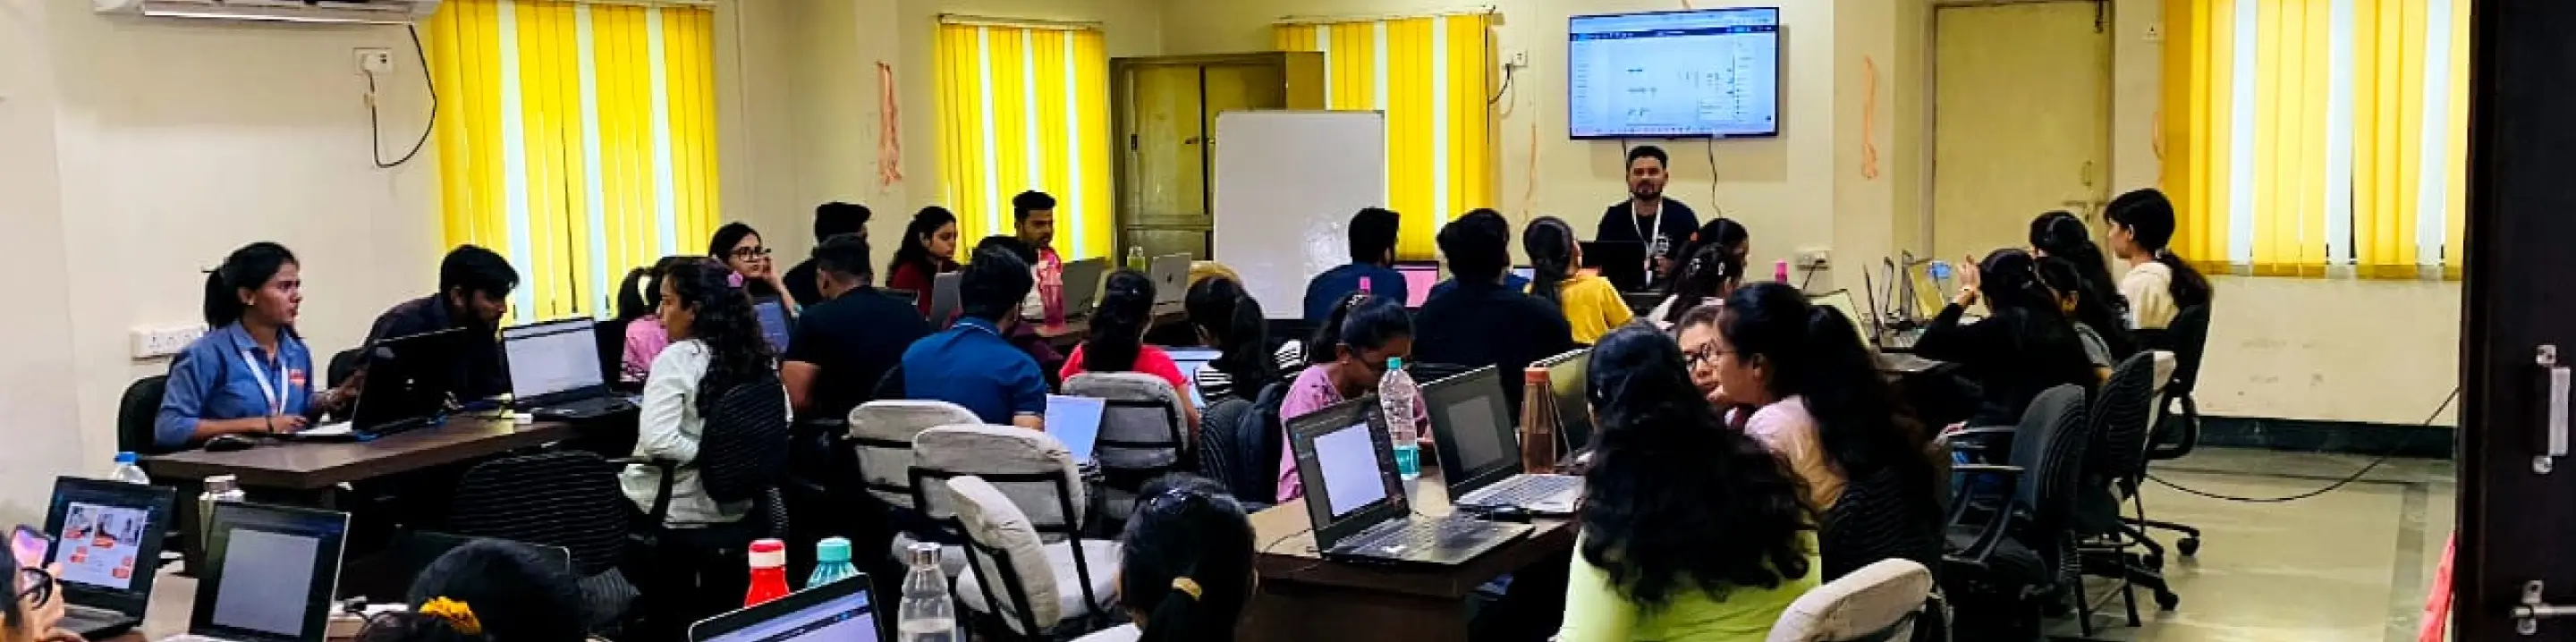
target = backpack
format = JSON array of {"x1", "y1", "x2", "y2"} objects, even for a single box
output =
[{"x1": 1203, "y1": 378, "x2": 1294, "y2": 509}]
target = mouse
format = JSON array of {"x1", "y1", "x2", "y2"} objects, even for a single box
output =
[{"x1": 204, "y1": 434, "x2": 258, "y2": 452}]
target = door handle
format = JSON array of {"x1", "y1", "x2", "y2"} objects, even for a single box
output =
[
  {"x1": 2080, "y1": 161, "x2": 2097, "y2": 188},
  {"x1": 2539, "y1": 344, "x2": 2568, "y2": 475}
]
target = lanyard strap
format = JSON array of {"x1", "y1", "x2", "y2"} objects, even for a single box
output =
[
  {"x1": 239, "y1": 349, "x2": 287, "y2": 416},
  {"x1": 1631, "y1": 201, "x2": 1664, "y2": 272}
]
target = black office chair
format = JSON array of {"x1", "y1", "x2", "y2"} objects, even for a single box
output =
[
  {"x1": 2135, "y1": 305, "x2": 2211, "y2": 558},
  {"x1": 622, "y1": 378, "x2": 791, "y2": 639},
  {"x1": 116, "y1": 376, "x2": 171, "y2": 456},
  {"x1": 446, "y1": 451, "x2": 640, "y2": 633},
  {"x1": 1940, "y1": 384, "x2": 2091, "y2": 640},
  {"x1": 1826, "y1": 466, "x2": 1947, "y2": 583},
  {"x1": 326, "y1": 349, "x2": 363, "y2": 391},
  {"x1": 2075, "y1": 353, "x2": 2179, "y2": 627},
  {"x1": 1200, "y1": 379, "x2": 1292, "y2": 511}
]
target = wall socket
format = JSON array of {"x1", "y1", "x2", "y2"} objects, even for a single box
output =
[
  {"x1": 1506, "y1": 49, "x2": 1530, "y2": 69},
  {"x1": 1796, "y1": 248, "x2": 1833, "y2": 270},
  {"x1": 355, "y1": 48, "x2": 394, "y2": 74},
  {"x1": 131, "y1": 325, "x2": 208, "y2": 359}
]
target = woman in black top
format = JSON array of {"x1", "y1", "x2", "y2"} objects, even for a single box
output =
[
  {"x1": 1913, "y1": 249, "x2": 2098, "y2": 427},
  {"x1": 2029, "y1": 211, "x2": 2138, "y2": 359}
]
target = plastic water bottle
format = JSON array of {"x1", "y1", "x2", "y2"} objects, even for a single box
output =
[
  {"x1": 743, "y1": 538, "x2": 792, "y2": 607},
  {"x1": 895, "y1": 542, "x2": 962, "y2": 641},
  {"x1": 1775, "y1": 259, "x2": 1792, "y2": 283},
  {"x1": 1380, "y1": 358, "x2": 1422, "y2": 486},
  {"x1": 111, "y1": 452, "x2": 150, "y2": 485},
  {"x1": 806, "y1": 536, "x2": 860, "y2": 589},
  {"x1": 1127, "y1": 245, "x2": 1148, "y2": 271}
]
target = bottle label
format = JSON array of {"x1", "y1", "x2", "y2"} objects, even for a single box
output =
[{"x1": 1393, "y1": 443, "x2": 1420, "y2": 477}]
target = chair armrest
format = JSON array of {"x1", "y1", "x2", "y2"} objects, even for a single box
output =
[
  {"x1": 607, "y1": 458, "x2": 679, "y2": 525},
  {"x1": 1944, "y1": 463, "x2": 2025, "y2": 562}
]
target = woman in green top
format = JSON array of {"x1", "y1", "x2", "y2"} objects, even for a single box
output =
[{"x1": 1560, "y1": 326, "x2": 1823, "y2": 642}]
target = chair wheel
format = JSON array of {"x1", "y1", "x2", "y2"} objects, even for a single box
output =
[
  {"x1": 2144, "y1": 553, "x2": 2165, "y2": 570},
  {"x1": 2155, "y1": 590, "x2": 2181, "y2": 611},
  {"x1": 2178, "y1": 537, "x2": 2201, "y2": 557}
]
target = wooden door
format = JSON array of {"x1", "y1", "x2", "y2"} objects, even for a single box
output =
[{"x1": 1929, "y1": 1, "x2": 2110, "y2": 262}]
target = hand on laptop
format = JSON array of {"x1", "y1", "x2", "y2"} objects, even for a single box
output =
[
  {"x1": 318, "y1": 368, "x2": 366, "y2": 412},
  {"x1": 266, "y1": 415, "x2": 310, "y2": 435}
]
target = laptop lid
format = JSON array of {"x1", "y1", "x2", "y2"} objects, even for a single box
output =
[
  {"x1": 1808, "y1": 290, "x2": 1860, "y2": 328},
  {"x1": 351, "y1": 327, "x2": 469, "y2": 432},
  {"x1": 189, "y1": 503, "x2": 350, "y2": 642},
  {"x1": 1510, "y1": 266, "x2": 1535, "y2": 283},
  {"x1": 502, "y1": 318, "x2": 607, "y2": 405},
  {"x1": 1149, "y1": 254, "x2": 1191, "y2": 305},
  {"x1": 1393, "y1": 263, "x2": 1440, "y2": 308},
  {"x1": 1060, "y1": 258, "x2": 1109, "y2": 313},
  {"x1": 1421, "y1": 367, "x2": 1522, "y2": 497},
  {"x1": 41, "y1": 477, "x2": 174, "y2": 619},
  {"x1": 689, "y1": 569, "x2": 877, "y2": 642},
  {"x1": 1044, "y1": 394, "x2": 1107, "y2": 464},
  {"x1": 928, "y1": 272, "x2": 963, "y2": 328},
  {"x1": 1537, "y1": 349, "x2": 1596, "y2": 454},
  {"x1": 1288, "y1": 396, "x2": 1405, "y2": 550},
  {"x1": 1580, "y1": 241, "x2": 1648, "y2": 291},
  {"x1": 756, "y1": 300, "x2": 792, "y2": 352}
]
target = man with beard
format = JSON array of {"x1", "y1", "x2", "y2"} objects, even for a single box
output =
[
  {"x1": 364, "y1": 244, "x2": 521, "y2": 402},
  {"x1": 1593, "y1": 145, "x2": 1701, "y2": 291}
]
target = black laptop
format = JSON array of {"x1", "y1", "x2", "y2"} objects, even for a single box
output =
[
  {"x1": 39, "y1": 477, "x2": 176, "y2": 638},
  {"x1": 166, "y1": 503, "x2": 351, "y2": 642},
  {"x1": 502, "y1": 318, "x2": 635, "y2": 420},
  {"x1": 1580, "y1": 240, "x2": 1649, "y2": 292},
  {"x1": 1536, "y1": 348, "x2": 1597, "y2": 455},
  {"x1": 1289, "y1": 397, "x2": 1531, "y2": 566},
  {"x1": 293, "y1": 328, "x2": 466, "y2": 441},
  {"x1": 1423, "y1": 367, "x2": 1584, "y2": 516},
  {"x1": 689, "y1": 567, "x2": 877, "y2": 642}
]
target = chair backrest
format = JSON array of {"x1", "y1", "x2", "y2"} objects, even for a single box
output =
[
  {"x1": 946, "y1": 476, "x2": 1070, "y2": 636},
  {"x1": 117, "y1": 376, "x2": 170, "y2": 455},
  {"x1": 2009, "y1": 384, "x2": 2092, "y2": 531},
  {"x1": 848, "y1": 400, "x2": 981, "y2": 508},
  {"x1": 2159, "y1": 305, "x2": 2212, "y2": 395},
  {"x1": 700, "y1": 377, "x2": 791, "y2": 503},
  {"x1": 326, "y1": 349, "x2": 363, "y2": 391},
  {"x1": 1766, "y1": 559, "x2": 1936, "y2": 642},
  {"x1": 1208, "y1": 379, "x2": 1294, "y2": 504},
  {"x1": 1822, "y1": 466, "x2": 1944, "y2": 583},
  {"x1": 1195, "y1": 397, "x2": 1252, "y2": 500},
  {"x1": 2089, "y1": 352, "x2": 2161, "y2": 480},
  {"x1": 1063, "y1": 373, "x2": 1190, "y2": 471},
  {"x1": 911, "y1": 425, "x2": 1086, "y2": 542},
  {"x1": 445, "y1": 451, "x2": 631, "y2": 577},
  {"x1": 873, "y1": 363, "x2": 907, "y2": 405}
]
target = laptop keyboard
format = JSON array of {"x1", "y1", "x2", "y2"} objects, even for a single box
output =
[
  {"x1": 60, "y1": 606, "x2": 131, "y2": 635},
  {"x1": 1464, "y1": 474, "x2": 1580, "y2": 507},
  {"x1": 1349, "y1": 516, "x2": 1514, "y2": 553},
  {"x1": 538, "y1": 395, "x2": 635, "y2": 418}
]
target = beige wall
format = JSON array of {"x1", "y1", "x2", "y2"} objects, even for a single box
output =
[{"x1": 0, "y1": 0, "x2": 89, "y2": 528}]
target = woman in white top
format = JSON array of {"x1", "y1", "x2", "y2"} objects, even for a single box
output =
[
  {"x1": 622, "y1": 258, "x2": 781, "y2": 527},
  {"x1": 2105, "y1": 189, "x2": 2216, "y2": 330}
]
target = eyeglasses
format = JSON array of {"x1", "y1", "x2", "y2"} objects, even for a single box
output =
[
  {"x1": 14, "y1": 567, "x2": 54, "y2": 611},
  {"x1": 729, "y1": 247, "x2": 774, "y2": 259},
  {"x1": 1684, "y1": 345, "x2": 1732, "y2": 368}
]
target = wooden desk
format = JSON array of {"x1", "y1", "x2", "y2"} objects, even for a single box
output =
[
  {"x1": 141, "y1": 417, "x2": 579, "y2": 491},
  {"x1": 1030, "y1": 301, "x2": 1188, "y2": 346},
  {"x1": 1241, "y1": 472, "x2": 1578, "y2": 642}
]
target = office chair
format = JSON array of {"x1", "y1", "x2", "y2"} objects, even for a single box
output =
[
  {"x1": 621, "y1": 378, "x2": 791, "y2": 638},
  {"x1": 446, "y1": 451, "x2": 640, "y2": 632},
  {"x1": 1940, "y1": 385, "x2": 2091, "y2": 639},
  {"x1": 326, "y1": 349, "x2": 362, "y2": 391},
  {"x1": 116, "y1": 376, "x2": 171, "y2": 456},
  {"x1": 2076, "y1": 353, "x2": 2179, "y2": 627},
  {"x1": 2134, "y1": 305, "x2": 2211, "y2": 558}
]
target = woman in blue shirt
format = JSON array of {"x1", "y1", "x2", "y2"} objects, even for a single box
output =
[{"x1": 155, "y1": 242, "x2": 358, "y2": 450}]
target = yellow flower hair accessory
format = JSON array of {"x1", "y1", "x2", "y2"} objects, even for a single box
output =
[
  {"x1": 418, "y1": 597, "x2": 484, "y2": 636},
  {"x1": 1170, "y1": 578, "x2": 1203, "y2": 601}
]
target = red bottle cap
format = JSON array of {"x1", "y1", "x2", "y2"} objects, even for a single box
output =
[{"x1": 749, "y1": 538, "x2": 786, "y2": 568}]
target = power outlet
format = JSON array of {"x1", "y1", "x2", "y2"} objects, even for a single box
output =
[
  {"x1": 1506, "y1": 49, "x2": 1530, "y2": 69},
  {"x1": 355, "y1": 48, "x2": 394, "y2": 74},
  {"x1": 1796, "y1": 248, "x2": 1832, "y2": 270},
  {"x1": 131, "y1": 325, "x2": 208, "y2": 359}
]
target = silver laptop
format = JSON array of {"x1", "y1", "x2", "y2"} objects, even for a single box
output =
[
  {"x1": 1422, "y1": 367, "x2": 1582, "y2": 515},
  {"x1": 502, "y1": 319, "x2": 631, "y2": 419},
  {"x1": 42, "y1": 477, "x2": 177, "y2": 639},
  {"x1": 164, "y1": 503, "x2": 352, "y2": 642},
  {"x1": 1149, "y1": 254, "x2": 1191, "y2": 306},
  {"x1": 1024, "y1": 258, "x2": 1110, "y2": 321}
]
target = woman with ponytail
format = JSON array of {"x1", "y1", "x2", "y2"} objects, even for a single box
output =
[
  {"x1": 2029, "y1": 211, "x2": 2139, "y2": 359},
  {"x1": 2105, "y1": 188, "x2": 2216, "y2": 329},
  {"x1": 1277, "y1": 294, "x2": 1418, "y2": 503},
  {"x1": 1100, "y1": 475, "x2": 1254, "y2": 642},
  {"x1": 1914, "y1": 249, "x2": 2099, "y2": 427},
  {"x1": 1560, "y1": 326, "x2": 1818, "y2": 642},
  {"x1": 154, "y1": 242, "x2": 360, "y2": 450},
  {"x1": 1184, "y1": 277, "x2": 1297, "y2": 401},
  {"x1": 1524, "y1": 216, "x2": 1635, "y2": 344},
  {"x1": 1064, "y1": 269, "x2": 1201, "y2": 429},
  {"x1": 1649, "y1": 242, "x2": 1740, "y2": 328}
]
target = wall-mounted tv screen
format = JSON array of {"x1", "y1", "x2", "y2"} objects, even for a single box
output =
[{"x1": 1567, "y1": 7, "x2": 1782, "y2": 139}]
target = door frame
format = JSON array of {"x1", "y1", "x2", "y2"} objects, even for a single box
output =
[{"x1": 1919, "y1": 0, "x2": 2112, "y2": 258}]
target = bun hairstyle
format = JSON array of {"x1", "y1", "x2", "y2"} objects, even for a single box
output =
[
  {"x1": 1308, "y1": 292, "x2": 1412, "y2": 366},
  {"x1": 1523, "y1": 216, "x2": 1579, "y2": 308},
  {"x1": 1119, "y1": 475, "x2": 1254, "y2": 642},
  {"x1": 2105, "y1": 189, "x2": 2215, "y2": 309},
  {"x1": 203, "y1": 242, "x2": 299, "y2": 328},
  {"x1": 354, "y1": 540, "x2": 589, "y2": 642},
  {"x1": 1084, "y1": 269, "x2": 1157, "y2": 372},
  {"x1": 1718, "y1": 283, "x2": 1936, "y2": 507},
  {"x1": 1185, "y1": 277, "x2": 1279, "y2": 394}
]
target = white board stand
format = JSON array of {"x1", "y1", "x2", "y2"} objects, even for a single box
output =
[{"x1": 1210, "y1": 110, "x2": 1388, "y2": 319}]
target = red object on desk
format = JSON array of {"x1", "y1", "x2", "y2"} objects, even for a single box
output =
[{"x1": 745, "y1": 539, "x2": 791, "y2": 607}]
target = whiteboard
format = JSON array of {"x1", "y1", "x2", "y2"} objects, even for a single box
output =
[{"x1": 1211, "y1": 111, "x2": 1388, "y2": 319}]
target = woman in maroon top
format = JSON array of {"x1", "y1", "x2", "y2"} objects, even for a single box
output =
[{"x1": 886, "y1": 207, "x2": 962, "y2": 317}]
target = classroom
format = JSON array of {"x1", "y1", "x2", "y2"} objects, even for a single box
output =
[{"x1": 0, "y1": 0, "x2": 2538, "y2": 640}]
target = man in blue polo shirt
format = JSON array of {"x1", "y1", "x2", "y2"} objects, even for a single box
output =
[
  {"x1": 1301, "y1": 207, "x2": 1409, "y2": 322},
  {"x1": 902, "y1": 244, "x2": 1048, "y2": 428}
]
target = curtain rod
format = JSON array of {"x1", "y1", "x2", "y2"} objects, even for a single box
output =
[
  {"x1": 938, "y1": 13, "x2": 1104, "y2": 30},
  {"x1": 1276, "y1": 5, "x2": 1497, "y2": 24}
]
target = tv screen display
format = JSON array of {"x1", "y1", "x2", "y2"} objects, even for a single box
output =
[{"x1": 1567, "y1": 7, "x2": 1782, "y2": 139}]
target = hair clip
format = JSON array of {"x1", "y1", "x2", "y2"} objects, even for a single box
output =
[
  {"x1": 726, "y1": 272, "x2": 746, "y2": 289},
  {"x1": 1170, "y1": 578, "x2": 1204, "y2": 601},
  {"x1": 418, "y1": 597, "x2": 484, "y2": 636}
]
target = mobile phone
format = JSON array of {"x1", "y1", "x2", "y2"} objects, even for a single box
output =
[{"x1": 10, "y1": 525, "x2": 51, "y2": 569}]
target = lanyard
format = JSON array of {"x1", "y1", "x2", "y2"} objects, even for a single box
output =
[
  {"x1": 1631, "y1": 200, "x2": 1664, "y2": 273},
  {"x1": 239, "y1": 349, "x2": 288, "y2": 416}
]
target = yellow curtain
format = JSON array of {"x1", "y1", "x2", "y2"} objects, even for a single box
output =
[
  {"x1": 2164, "y1": 0, "x2": 2234, "y2": 275},
  {"x1": 1275, "y1": 14, "x2": 1496, "y2": 261},
  {"x1": 932, "y1": 23, "x2": 1114, "y2": 262},
  {"x1": 428, "y1": 0, "x2": 719, "y2": 322}
]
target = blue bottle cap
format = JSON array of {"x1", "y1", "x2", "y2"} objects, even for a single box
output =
[
  {"x1": 816, "y1": 536, "x2": 852, "y2": 564},
  {"x1": 1387, "y1": 357, "x2": 1404, "y2": 369},
  {"x1": 114, "y1": 452, "x2": 138, "y2": 464}
]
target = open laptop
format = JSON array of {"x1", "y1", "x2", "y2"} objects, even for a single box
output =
[
  {"x1": 1580, "y1": 241, "x2": 1649, "y2": 292},
  {"x1": 1535, "y1": 348, "x2": 1596, "y2": 455},
  {"x1": 927, "y1": 272, "x2": 962, "y2": 328},
  {"x1": 756, "y1": 300, "x2": 793, "y2": 352},
  {"x1": 1044, "y1": 394, "x2": 1106, "y2": 464},
  {"x1": 300, "y1": 327, "x2": 468, "y2": 441},
  {"x1": 1393, "y1": 262, "x2": 1441, "y2": 308},
  {"x1": 40, "y1": 477, "x2": 176, "y2": 638},
  {"x1": 1808, "y1": 290, "x2": 1860, "y2": 326},
  {"x1": 689, "y1": 567, "x2": 877, "y2": 642},
  {"x1": 1423, "y1": 367, "x2": 1583, "y2": 516},
  {"x1": 1289, "y1": 397, "x2": 1531, "y2": 566},
  {"x1": 1161, "y1": 346, "x2": 1222, "y2": 408},
  {"x1": 1148, "y1": 254, "x2": 1191, "y2": 306},
  {"x1": 502, "y1": 318, "x2": 634, "y2": 420},
  {"x1": 164, "y1": 503, "x2": 351, "y2": 642},
  {"x1": 1060, "y1": 258, "x2": 1110, "y2": 317}
]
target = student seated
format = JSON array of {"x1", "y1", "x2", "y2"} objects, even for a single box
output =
[
  {"x1": 1428, "y1": 208, "x2": 1533, "y2": 300},
  {"x1": 1276, "y1": 295, "x2": 1422, "y2": 503},
  {"x1": 1648, "y1": 218, "x2": 1750, "y2": 326},
  {"x1": 2105, "y1": 189, "x2": 2216, "y2": 331},
  {"x1": 784, "y1": 234, "x2": 932, "y2": 423},
  {"x1": 1097, "y1": 474, "x2": 1256, "y2": 642},
  {"x1": 621, "y1": 258, "x2": 779, "y2": 528},
  {"x1": 902, "y1": 244, "x2": 1049, "y2": 429},
  {"x1": 782, "y1": 202, "x2": 869, "y2": 308},
  {"x1": 1913, "y1": 249, "x2": 2100, "y2": 427},
  {"x1": 2038, "y1": 257, "x2": 2119, "y2": 381},
  {"x1": 708, "y1": 222, "x2": 796, "y2": 311},
  {"x1": 365, "y1": 245, "x2": 521, "y2": 403},
  {"x1": 1525, "y1": 216, "x2": 1636, "y2": 344},
  {"x1": 2029, "y1": 211, "x2": 2138, "y2": 359},
  {"x1": 1301, "y1": 207, "x2": 1409, "y2": 323},
  {"x1": 886, "y1": 207, "x2": 962, "y2": 317},
  {"x1": 1013, "y1": 190, "x2": 1065, "y2": 267},
  {"x1": 356, "y1": 540, "x2": 595, "y2": 642},
  {"x1": 618, "y1": 256, "x2": 691, "y2": 384},
  {"x1": 157, "y1": 242, "x2": 359, "y2": 450},
  {"x1": 4, "y1": 542, "x2": 70, "y2": 642},
  {"x1": 1063, "y1": 269, "x2": 1202, "y2": 428},
  {"x1": 1559, "y1": 327, "x2": 1820, "y2": 642},
  {"x1": 1686, "y1": 283, "x2": 1935, "y2": 512},
  {"x1": 1183, "y1": 277, "x2": 1300, "y2": 402},
  {"x1": 1413, "y1": 209, "x2": 1577, "y2": 411}
]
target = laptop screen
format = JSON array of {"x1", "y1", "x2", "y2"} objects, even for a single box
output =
[
  {"x1": 1161, "y1": 347, "x2": 1222, "y2": 408},
  {"x1": 43, "y1": 478, "x2": 172, "y2": 600},
  {"x1": 1423, "y1": 367, "x2": 1516, "y2": 488},
  {"x1": 1045, "y1": 395, "x2": 1106, "y2": 464},
  {"x1": 1542, "y1": 350, "x2": 1596, "y2": 452},
  {"x1": 1394, "y1": 264, "x2": 1440, "y2": 307},
  {"x1": 504, "y1": 319, "x2": 605, "y2": 400},
  {"x1": 693, "y1": 581, "x2": 876, "y2": 642},
  {"x1": 756, "y1": 300, "x2": 792, "y2": 352},
  {"x1": 1309, "y1": 419, "x2": 1390, "y2": 520},
  {"x1": 1808, "y1": 290, "x2": 1860, "y2": 327},
  {"x1": 195, "y1": 503, "x2": 348, "y2": 642}
]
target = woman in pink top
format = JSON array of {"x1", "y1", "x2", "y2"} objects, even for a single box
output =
[
  {"x1": 618, "y1": 258, "x2": 686, "y2": 384},
  {"x1": 1063, "y1": 270, "x2": 1200, "y2": 430},
  {"x1": 1275, "y1": 293, "x2": 1419, "y2": 503},
  {"x1": 1674, "y1": 283, "x2": 1936, "y2": 512}
]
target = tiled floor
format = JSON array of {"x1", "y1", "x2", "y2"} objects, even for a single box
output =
[{"x1": 2046, "y1": 447, "x2": 2455, "y2": 642}]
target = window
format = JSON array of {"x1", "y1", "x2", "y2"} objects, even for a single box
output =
[
  {"x1": 2162, "y1": 0, "x2": 2470, "y2": 279},
  {"x1": 1275, "y1": 13, "x2": 1497, "y2": 261},
  {"x1": 427, "y1": 0, "x2": 721, "y2": 322},
  {"x1": 932, "y1": 21, "x2": 1114, "y2": 261}
]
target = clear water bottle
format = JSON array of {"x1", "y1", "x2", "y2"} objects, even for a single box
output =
[
  {"x1": 895, "y1": 543, "x2": 961, "y2": 641},
  {"x1": 1126, "y1": 245, "x2": 1148, "y2": 271},
  {"x1": 111, "y1": 452, "x2": 150, "y2": 485},
  {"x1": 806, "y1": 536, "x2": 860, "y2": 589},
  {"x1": 1379, "y1": 358, "x2": 1422, "y2": 484}
]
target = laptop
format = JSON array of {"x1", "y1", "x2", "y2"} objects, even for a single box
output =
[
  {"x1": 1044, "y1": 394, "x2": 1107, "y2": 464},
  {"x1": 1536, "y1": 349, "x2": 1596, "y2": 455},
  {"x1": 1393, "y1": 262, "x2": 1441, "y2": 308},
  {"x1": 1059, "y1": 258, "x2": 1110, "y2": 317},
  {"x1": 40, "y1": 477, "x2": 176, "y2": 638},
  {"x1": 1510, "y1": 266, "x2": 1536, "y2": 283},
  {"x1": 1423, "y1": 367, "x2": 1584, "y2": 516},
  {"x1": 756, "y1": 300, "x2": 793, "y2": 352},
  {"x1": 502, "y1": 319, "x2": 634, "y2": 420},
  {"x1": 688, "y1": 567, "x2": 877, "y2": 642},
  {"x1": 165, "y1": 503, "x2": 351, "y2": 642},
  {"x1": 927, "y1": 272, "x2": 962, "y2": 328},
  {"x1": 1580, "y1": 241, "x2": 1649, "y2": 292},
  {"x1": 1148, "y1": 254, "x2": 1191, "y2": 306},
  {"x1": 301, "y1": 327, "x2": 468, "y2": 440},
  {"x1": 1161, "y1": 346, "x2": 1222, "y2": 408},
  {"x1": 1288, "y1": 397, "x2": 1531, "y2": 566},
  {"x1": 1808, "y1": 290, "x2": 1860, "y2": 326}
]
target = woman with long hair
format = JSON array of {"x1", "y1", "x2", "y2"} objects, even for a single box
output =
[
  {"x1": 1560, "y1": 326, "x2": 1819, "y2": 642},
  {"x1": 2104, "y1": 189, "x2": 2216, "y2": 330},
  {"x1": 1650, "y1": 242, "x2": 1740, "y2": 327},
  {"x1": 1184, "y1": 276, "x2": 1296, "y2": 401},
  {"x1": 1525, "y1": 216, "x2": 1635, "y2": 343},
  {"x1": 2028, "y1": 211, "x2": 2138, "y2": 358},
  {"x1": 1276, "y1": 294, "x2": 1418, "y2": 502},
  {"x1": 1690, "y1": 283, "x2": 1936, "y2": 512},
  {"x1": 2037, "y1": 257, "x2": 2120, "y2": 381},
  {"x1": 1063, "y1": 269, "x2": 1201, "y2": 429},
  {"x1": 621, "y1": 258, "x2": 782, "y2": 528},
  {"x1": 1914, "y1": 249, "x2": 2100, "y2": 427},
  {"x1": 619, "y1": 256, "x2": 691, "y2": 384},
  {"x1": 886, "y1": 207, "x2": 962, "y2": 317},
  {"x1": 708, "y1": 222, "x2": 797, "y2": 310},
  {"x1": 1114, "y1": 475, "x2": 1256, "y2": 642},
  {"x1": 155, "y1": 242, "x2": 360, "y2": 450}
]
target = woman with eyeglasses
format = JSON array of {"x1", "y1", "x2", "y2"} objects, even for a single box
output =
[
  {"x1": 708, "y1": 222, "x2": 800, "y2": 312},
  {"x1": 6, "y1": 549, "x2": 75, "y2": 642}
]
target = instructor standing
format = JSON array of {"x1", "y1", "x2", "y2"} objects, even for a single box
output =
[{"x1": 1594, "y1": 145, "x2": 1701, "y2": 291}]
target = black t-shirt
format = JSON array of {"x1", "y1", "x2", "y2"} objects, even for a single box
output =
[
  {"x1": 784, "y1": 288, "x2": 934, "y2": 422},
  {"x1": 1594, "y1": 199, "x2": 1702, "y2": 288},
  {"x1": 783, "y1": 259, "x2": 823, "y2": 308},
  {"x1": 365, "y1": 295, "x2": 508, "y2": 402},
  {"x1": 1413, "y1": 281, "x2": 1579, "y2": 415}
]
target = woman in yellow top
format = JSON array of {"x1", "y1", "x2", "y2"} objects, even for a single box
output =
[
  {"x1": 1559, "y1": 326, "x2": 1821, "y2": 642},
  {"x1": 1526, "y1": 216, "x2": 1637, "y2": 343}
]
